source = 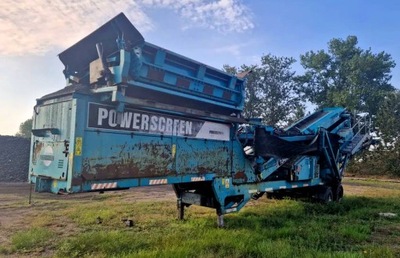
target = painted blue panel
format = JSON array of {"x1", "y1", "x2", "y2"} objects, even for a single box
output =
[
  {"x1": 164, "y1": 73, "x2": 177, "y2": 85},
  {"x1": 189, "y1": 81, "x2": 203, "y2": 92},
  {"x1": 139, "y1": 65, "x2": 148, "y2": 77},
  {"x1": 134, "y1": 42, "x2": 245, "y2": 112},
  {"x1": 213, "y1": 88, "x2": 223, "y2": 98},
  {"x1": 285, "y1": 107, "x2": 346, "y2": 134}
]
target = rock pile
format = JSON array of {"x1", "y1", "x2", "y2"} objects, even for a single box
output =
[{"x1": 0, "y1": 136, "x2": 30, "y2": 182}]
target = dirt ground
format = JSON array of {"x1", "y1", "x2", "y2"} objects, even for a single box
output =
[
  {"x1": 0, "y1": 183, "x2": 175, "y2": 250},
  {"x1": 0, "y1": 183, "x2": 175, "y2": 204}
]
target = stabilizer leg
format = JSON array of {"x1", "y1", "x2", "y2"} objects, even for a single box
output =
[
  {"x1": 217, "y1": 213, "x2": 224, "y2": 228},
  {"x1": 177, "y1": 198, "x2": 184, "y2": 220}
]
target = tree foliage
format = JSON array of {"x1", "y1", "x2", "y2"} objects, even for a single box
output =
[
  {"x1": 223, "y1": 64, "x2": 263, "y2": 119},
  {"x1": 296, "y1": 36, "x2": 396, "y2": 115},
  {"x1": 224, "y1": 36, "x2": 399, "y2": 177},
  {"x1": 224, "y1": 54, "x2": 304, "y2": 126},
  {"x1": 295, "y1": 36, "x2": 400, "y2": 177},
  {"x1": 374, "y1": 90, "x2": 400, "y2": 151},
  {"x1": 16, "y1": 118, "x2": 32, "y2": 139}
]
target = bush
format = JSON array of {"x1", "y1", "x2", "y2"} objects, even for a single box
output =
[{"x1": 348, "y1": 147, "x2": 400, "y2": 177}]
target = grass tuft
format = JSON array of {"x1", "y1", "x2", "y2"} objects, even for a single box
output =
[
  {"x1": 11, "y1": 227, "x2": 54, "y2": 252},
  {"x1": 57, "y1": 230, "x2": 152, "y2": 258}
]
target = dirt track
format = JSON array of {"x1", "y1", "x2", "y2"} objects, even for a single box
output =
[
  {"x1": 0, "y1": 183, "x2": 175, "y2": 232},
  {"x1": 0, "y1": 183, "x2": 174, "y2": 202}
]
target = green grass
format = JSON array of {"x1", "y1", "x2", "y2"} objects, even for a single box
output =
[
  {"x1": 53, "y1": 196, "x2": 400, "y2": 258},
  {"x1": 11, "y1": 227, "x2": 54, "y2": 253},
  {"x1": 3, "y1": 180, "x2": 400, "y2": 257}
]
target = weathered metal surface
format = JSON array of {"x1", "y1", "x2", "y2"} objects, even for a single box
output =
[
  {"x1": 175, "y1": 138, "x2": 230, "y2": 176},
  {"x1": 80, "y1": 142, "x2": 173, "y2": 181},
  {"x1": 76, "y1": 135, "x2": 235, "y2": 184},
  {"x1": 123, "y1": 88, "x2": 246, "y2": 122},
  {"x1": 59, "y1": 13, "x2": 144, "y2": 78},
  {"x1": 29, "y1": 101, "x2": 71, "y2": 182},
  {"x1": 31, "y1": 141, "x2": 44, "y2": 165},
  {"x1": 232, "y1": 171, "x2": 247, "y2": 181}
]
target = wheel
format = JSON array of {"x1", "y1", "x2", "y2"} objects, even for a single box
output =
[
  {"x1": 317, "y1": 186, "x2": 333, "y2": 204},
  {"x1": 334, "y1": 184, "x2": 344, "y2": 202}
]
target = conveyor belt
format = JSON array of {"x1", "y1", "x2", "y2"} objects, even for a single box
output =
[
  {"x1": 255, "y1": 128, "x2": 319, "y2": 159},
  {"x1": 286, "y1": 110, "x2": 328, "y2": 132}
]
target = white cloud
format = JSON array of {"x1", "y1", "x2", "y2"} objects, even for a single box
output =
[
  {"x1": 0, "y1": 0, "x2": 152, "y2": 56},
  {"x1": 0, "y1": 0, "x2": 254, "y2": 56},
  {"x1": 139, "y1": 0, "x2": 254, "y2": 33}
]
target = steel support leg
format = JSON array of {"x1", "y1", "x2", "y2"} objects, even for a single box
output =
[
  {"x1": 177, "y1": 198, "x2": 184, "y2": 220},
  {"x1": 217, "y1": 214, "x2": 224, "y2": 228}
]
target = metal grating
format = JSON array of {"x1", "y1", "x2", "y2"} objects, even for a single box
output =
[{"x1": 58, "y1": 159, "x2": 64, "y2": 168}]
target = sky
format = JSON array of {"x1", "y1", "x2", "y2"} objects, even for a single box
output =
[{"x1": 1, "y1": 0, "x2": 400, "y2": 135}]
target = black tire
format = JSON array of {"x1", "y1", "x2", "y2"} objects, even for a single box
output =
[
  {"x1": 334, "y1": 184, "x2": 344, "y2": 202},
  {"x1": 318, "y1": 186, "x2": 333, "y2": 204}
]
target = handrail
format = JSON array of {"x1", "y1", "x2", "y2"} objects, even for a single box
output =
[{"x1": 350, "y1": 113, "x2": 372, "y2": 140}]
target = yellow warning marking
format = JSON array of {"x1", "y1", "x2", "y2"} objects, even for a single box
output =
[
  {"x1": 224, "y1": 178, "x2": 230, "y2": 188},
  {"x1": 172, "y1": 144, "x2": 176, "y2": 159},
  {"x1": 75, "y1": 137, "x2": 83, "y2": 156},
  {"x1": 68, "y1": 153, "x2": 74, "y2": 172}
]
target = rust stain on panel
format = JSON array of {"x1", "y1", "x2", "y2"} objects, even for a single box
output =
[
  {"x1": 203, "y1": 84, "x2": 214, "y2": 95},
  {"x1": 177, "y1": 145, "x2": 230, "y2": 176},
  {"x1": 233, "y1": 171, "x2": 247, "y2": 182},
  {"x1": 177, "y1": 77, "x2": 190, "y2": 89},
  {"x1": 32, "y1": 142, "x2": 44, "y2": 165},
  {"x1": 80, "y1": 142, "x2": 173, "y2": 181},
  {"x1": 147, "y1": 68, "x2": 165, "y2": 82}
]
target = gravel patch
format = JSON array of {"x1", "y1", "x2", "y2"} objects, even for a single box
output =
[{"x1": 0, "y1": 136, "x2": 30, "y2": 182}]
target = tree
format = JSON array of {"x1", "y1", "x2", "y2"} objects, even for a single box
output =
[
  {"x1": 296, "y1": 36, "x2": 395, "y2": 115},
  {"x1": 16, "y1": 118, "x2": 32, "y2": 139},
  {"x1": 224, "y1": 54, "x2": 304, "y2": 126},
  {"x1": 375, "y1": 90, "x2": 400, "y2": 146},
  {"x1": 224, "y1": 64, "x2": 264, "y2": 119}
]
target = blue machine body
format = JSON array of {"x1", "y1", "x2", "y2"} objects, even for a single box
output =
[{"x1": 29, "y1": 13, "x2": 372, "y2": 223}]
